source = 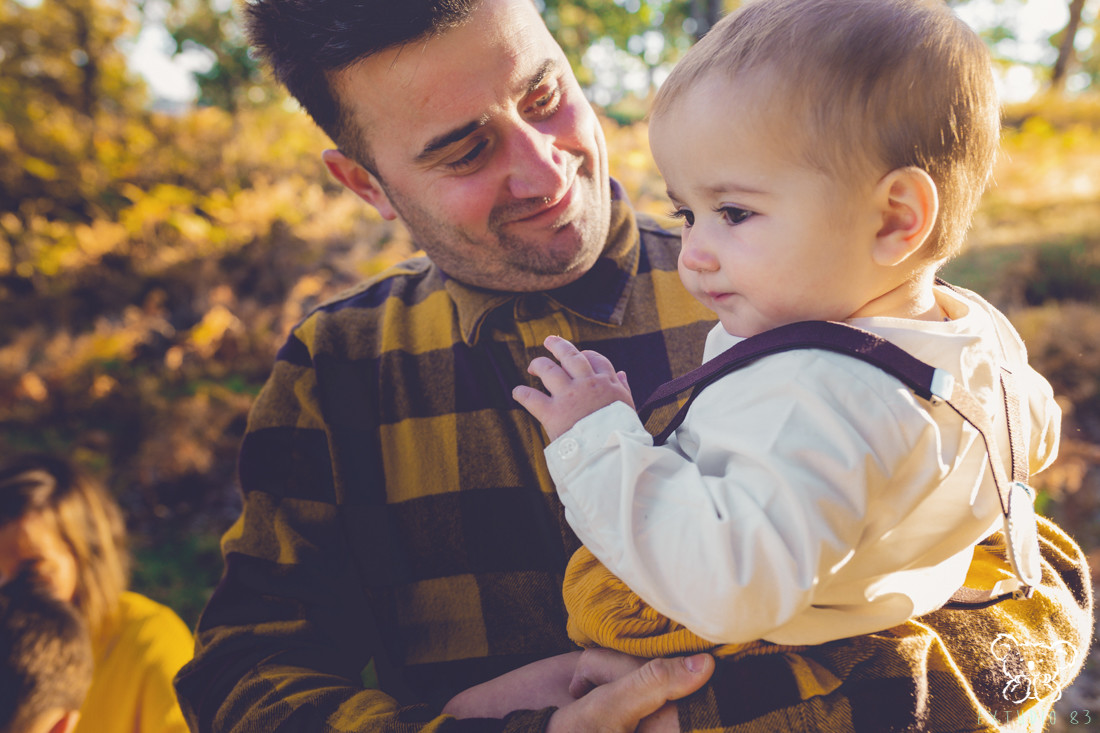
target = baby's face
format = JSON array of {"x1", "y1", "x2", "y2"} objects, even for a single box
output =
[{"x1": 649, "y1": 72, "x2": 894, "y2": 338}]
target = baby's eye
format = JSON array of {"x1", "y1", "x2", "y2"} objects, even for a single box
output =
[
  {"x1": 667, "y1": 208, "x2": 695, "y2": 227},
  {"x1": 717, "y1": 206, "x2": 753, "y2": 225}
]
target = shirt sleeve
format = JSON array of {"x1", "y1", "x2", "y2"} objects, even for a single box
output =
[
  {"x1": 547, "y1": 350, "x2": 951, "y2": 645},
  {"x1": 962, "y1": 286, "x2": 1061, "y2": 477},
  {"x1": 77, "y1": 593, "x2": 195, "y2": 733},
  {"x1": 172, "y1": 354, "x2": 549, "y2": 733},
  {"x1": 134, "y1": 597, "x2": 194, "y2": 733},
  {"x1": 1020, "y1": 362, "x2": 1061, "y2": 476}
]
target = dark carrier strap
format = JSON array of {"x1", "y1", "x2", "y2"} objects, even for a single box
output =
[{"x1": 637, "y1": 320, "x2": 1042, "y2": 610}]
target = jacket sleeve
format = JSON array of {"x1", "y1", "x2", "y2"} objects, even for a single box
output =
[
  {"x1": 172, "y1": 349, "x2": 553, "y2": 732},
  {"x1": 548, "y1": 351, "x2": 980, "y2": 645}
]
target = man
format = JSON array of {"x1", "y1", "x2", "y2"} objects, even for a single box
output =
[
  {"x1": 0, "y1": 574, "x2": 94, "y2": 733},
  {"x1": 174, "y1": 1, "x2": 1092, "y2": 731}
]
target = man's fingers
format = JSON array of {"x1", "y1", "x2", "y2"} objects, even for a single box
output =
[
  {"x1": 550, "y1": 653, "x2": 715, "y2": 733},
  {"x1": 625, "y1": 654, "x2": 714, "y2": 703},
  {"x1": 570, "y1": 650, "x2": 713, "y2": 701},
  {"x1": 569, "y1": 648, "x2": 647, "y2": 697},
  {"x1": 637, "y1": 703, "x2": 680, "y2": 733}
]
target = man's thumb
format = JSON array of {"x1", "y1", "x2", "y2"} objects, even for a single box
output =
[
  {"x1": 608, "y1": 654, "x2": 715, "y2": 728},
  {"x1": 548, "y1": 654, "x2": 714, "y2": 733},
  {"x1": 629, "y1": 654, "x2": 714, "y2": 703}
]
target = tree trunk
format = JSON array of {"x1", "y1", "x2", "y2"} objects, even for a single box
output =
[
  {"x1": 1051, "y1": 0, "x2": 1086, "y2": 91},
  {"x1": 689, "y1": 0, "x2": 724, "y2": 39},
  {"x1": 69, "y1": 2, "x2": 98, "y2": 119}
]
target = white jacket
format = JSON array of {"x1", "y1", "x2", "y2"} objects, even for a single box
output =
[{"x1": 546, "y1": 285, "x2": 1060, "y2": 645}]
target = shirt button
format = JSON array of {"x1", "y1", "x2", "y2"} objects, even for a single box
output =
[{"x1": 557, "y1": 438, "x2": 579, "y2": 460}]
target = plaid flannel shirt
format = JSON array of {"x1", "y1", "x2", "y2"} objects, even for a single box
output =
[{"x1": 174, "y1": 187, "x2": 1092, "y2": 732}]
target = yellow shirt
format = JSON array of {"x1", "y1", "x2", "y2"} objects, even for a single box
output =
[{"x1": 75, "y1": 591, "x2": 193, "y2": 733}]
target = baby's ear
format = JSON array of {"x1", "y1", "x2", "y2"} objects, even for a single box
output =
[{"x1": 872, "y1": 167, "x2": 938, "y2": 267}]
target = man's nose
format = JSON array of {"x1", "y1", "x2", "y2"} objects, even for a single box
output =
[{"x1": 505, "y1": 122, "x2": 569, "y2": 201}]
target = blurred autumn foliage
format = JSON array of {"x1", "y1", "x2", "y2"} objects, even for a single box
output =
[
  {"x1": 2, "y1": 0, "x2": 1100, "y2": 650},
  {"x1": 0, "y1": 0, "x2": 418, "y2": 619}
]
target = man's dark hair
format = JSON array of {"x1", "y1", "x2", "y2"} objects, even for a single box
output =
[
  {"x1": 0, "y1": 574, "x2": 93, "y2": 733},
  {"x1": 244, "y1": 0, "x2": 478, "y2": 169}
]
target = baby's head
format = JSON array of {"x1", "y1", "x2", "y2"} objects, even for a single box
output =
[{"x1": 649, "y1": 0, "x2": 999, "y2": 336}]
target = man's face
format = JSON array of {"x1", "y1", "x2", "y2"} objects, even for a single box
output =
[{"x1": 330, "y1": 0, "x2": 611, "y2": 292}]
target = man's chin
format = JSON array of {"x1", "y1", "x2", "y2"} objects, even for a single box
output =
[{"x1": 489, "y1": 243, "x2": 602, "y2": 292}]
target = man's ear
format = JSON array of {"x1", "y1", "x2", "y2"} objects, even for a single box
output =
[
  {"x1": 872, "y1": 166, "x2": 938, "y2": 267},
  {"x1": 321, "y1": 149, "x2": 398, "y2": 221}
]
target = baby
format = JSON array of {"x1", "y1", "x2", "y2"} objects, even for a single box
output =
[{"x1": 446, "y1": 0, "x2": 1060, "y2": 718}]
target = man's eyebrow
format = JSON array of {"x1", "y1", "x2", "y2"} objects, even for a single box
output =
[
  {"x1": 417, "y1": 117, "x2": 488, "y2": 162},
  {"x1": 415, "y1": 59, "x2": 558, "y2": 163},
  {"x1": 526, "y1": 59, "x2": 555, "y2": 94}
]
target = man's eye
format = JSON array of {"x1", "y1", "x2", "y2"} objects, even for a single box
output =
[
  {"x1": 526, "y1": 87, "x2": 561, "y2": 119},
  {"x1": 445, "y1": 139, "x2": 489, "y2": 171},
  {"x1": 667, "y1": 208, "x2": 695, "y2": 227},
  {"x1": 717, "y1": 206, "x2": 753, "y2": 225}
]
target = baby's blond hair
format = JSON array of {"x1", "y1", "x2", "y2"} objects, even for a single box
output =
[{"x1": 652, "y1": 0, "x2": 1000, "y2": 262}]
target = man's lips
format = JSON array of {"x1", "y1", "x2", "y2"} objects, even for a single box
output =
[{"x1": 509, "y1": 180, "x2": 576, "y2": 227}]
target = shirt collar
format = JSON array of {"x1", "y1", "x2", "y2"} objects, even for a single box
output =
[{"x1": 444, "y1": 179, "x2": 641, "y2": 346}]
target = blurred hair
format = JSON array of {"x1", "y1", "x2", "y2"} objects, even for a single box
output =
[
  {"x1": 651, "y1": 0, "x2": 1000, "y2": 262},
  {"x1": 0, "y1": 455, "x2": 129, "y2": 639},
  {"x1": 243, "y1": 0, "x2": 480, "y2": 170},
  {"x1": 0, "y1": 573, "x2": 93, "y2": 733}
]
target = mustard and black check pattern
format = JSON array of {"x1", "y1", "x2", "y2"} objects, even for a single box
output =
[{"x1": 174, "y1": 189, "x2": 1091, "y2": 732}]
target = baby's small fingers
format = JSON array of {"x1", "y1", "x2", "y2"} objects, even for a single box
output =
[
  {"x1": 527, "y1": 356, "x2": 573, "y2": 392},
  {"x1": 616, "y1": 371, "x2": 636, "y2": 409},
  {"x1": 513, "y1": 385, "x2": 550, "y2": 414},
  {"x1": 527, "y1": 356, "x2": 558, "y2": 376},
  {"x1": 581, "y1": 350, "x2": 616, "y2": 376},
  {"x1": 544, "y1": 336, "x2": 594, "y2": 377}
]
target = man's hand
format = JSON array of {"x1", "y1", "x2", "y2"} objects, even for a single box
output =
[
  {"x1": 513, "y1": 335, "x2": 635, "y2": 441},
  {"x1": 547, "y1": 650, "x2": 714, "y2": 733},
  {"x1": 442, "y1": 651, "x2": 581, "y2": 718}
]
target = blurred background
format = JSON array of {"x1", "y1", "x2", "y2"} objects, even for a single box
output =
[{"x1": 1, "y1": 0, "x2": 1098, "y2": 725}]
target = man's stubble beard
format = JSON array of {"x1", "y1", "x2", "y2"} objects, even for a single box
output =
[{"x1": 384, "y1": 161, "x2": 611, "y2": 291}]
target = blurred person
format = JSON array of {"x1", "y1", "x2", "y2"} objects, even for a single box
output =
[
  {"x1": 173, "y1": 0, "x2": 1092, "y2": 731},
  {"x1": 0, "y1": 572, "x2": 93, "y2": 733},
  {"x1": 0, "y1": 455, "x2": 194, "y2": 733}
]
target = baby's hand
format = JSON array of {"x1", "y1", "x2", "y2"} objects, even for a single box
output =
[{"x1": 513, "y1": 335, "x2": 635, "y2": 441}]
